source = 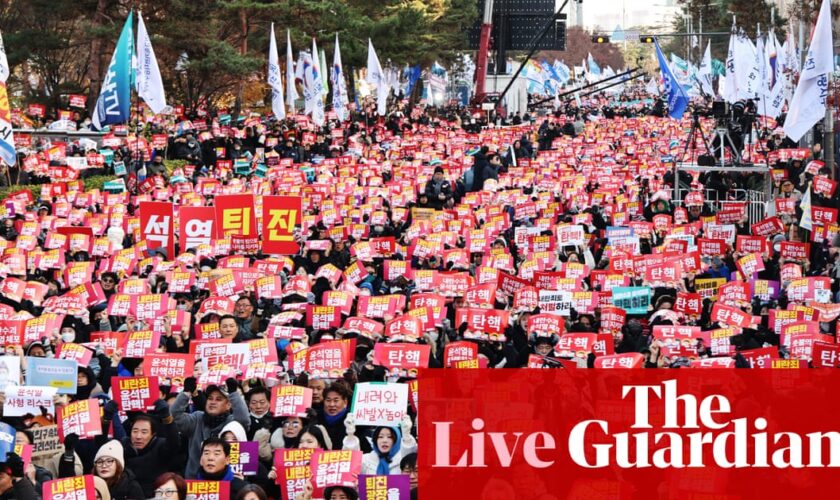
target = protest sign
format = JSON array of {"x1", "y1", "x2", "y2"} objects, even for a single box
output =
[
  {"x1": 43, "y1": 476, "x2": 96, "y2": 500},
  {"x1": 57, "y1": 398, "x2": 102, "y2": 440},
  {"x1": 185, "y1": 480, "x2": 231, "y2": 500},
  {"x1": 359, "y1": 475, "x2": 411, "y2": 500},
  {"x1": 2, "y1": 386, "x2": 57, "y2": 417},
  {"x1": 112, "y1": 376, "x2": 160, "y2": 411},
  {"x1": 350, "y1": 382, "x2": 408, "y2": 427},
  {"x1": 275, "y1": 448, "x2": 315, "y2": 500},
  {"x1": 611, "y1": 286, "x2": 651, "y2": 315},
  {"x1": 26, "y1": 357, "x2": 78, "y2": 394},
  {"x1": 310, "y1": 450, "x2": 363, "y2": 498},
  {"x1": 271, "y1": 385, "x2": 313, "y2": 417}
]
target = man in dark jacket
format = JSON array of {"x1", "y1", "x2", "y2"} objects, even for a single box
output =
[
  {"x1": 172, "y1": 378, "x2": 250, "y2": 478},
  {"x1": 121, "y1": 400, "x2": 180, "y2": 498},
  {"x1": 0, "y1": 453, "x2": 39, "y2": 500},
  {"x1": 196, "y1": 438, "x2": 248, "y2": 498},
  {"x1": 245, "y1": 387, "x2": 272, "y2": 440},
  {"x1": 423, "y1": 166, "x2": 453, "y2": 210},
  {"x1": 480, "y1": 154, "x2": 502, "y2": 189}
]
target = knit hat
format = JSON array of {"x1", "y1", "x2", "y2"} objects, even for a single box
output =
[
  {"x1": 93, "y1": 476, "x2": 111, "y2": 500},
  {"x1": 95, "y1": 440, "x2": 125, "y2": 469},
  {"x1": 433, "y1": 166, "x2": 444, "y2": 174},
  {"x1": 220, "y1": 421, "x2": 247, "y2": 442}
]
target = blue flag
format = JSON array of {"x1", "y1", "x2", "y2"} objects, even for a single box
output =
[
  {"x1": 654, "y1": 39, "x2": 688, "y2": 119},
  {"x1": 93, "y1": 11, "x2": 134, "y2": 129}
]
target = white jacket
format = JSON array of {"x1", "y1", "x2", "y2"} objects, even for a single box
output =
[{"x1": 344, "y1": 432, "x2": 417, "y2": 475}]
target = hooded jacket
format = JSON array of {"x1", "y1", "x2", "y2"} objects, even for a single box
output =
[{"x1": 171, "y1": 390, "x2": 250, "y2": 479}]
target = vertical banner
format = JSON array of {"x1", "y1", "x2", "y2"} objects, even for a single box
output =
[
  {"x1": 179, "y1": 206, "x2": 216, "y2": 250},
  {"x1": 140, "y1": 201, "x2": 174, "y2": 258},
  {"x1": 262, "y1": 195, "x2": 302, "y2": 255},
  {"x1": 215, "y1": 194, "x2": 256, "y2": 237}
]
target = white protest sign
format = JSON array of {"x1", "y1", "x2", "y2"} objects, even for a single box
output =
[
  {"x1": 2, "y1": 386, "x2": 57, "y2": 417},
  {"x1": 350, "y1": 382, "x2": 408, "y2": 427}
]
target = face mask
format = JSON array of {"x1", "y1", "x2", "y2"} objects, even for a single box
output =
[
  {"x1": 61, "y1": 332, "x2": 75, "y2": 343},
  {"x1": 774, "y1": 244, "x2": 781, "y2": 253},
  {"x1": 176, "y1": 304, "x2": 188, "y2": 311}
]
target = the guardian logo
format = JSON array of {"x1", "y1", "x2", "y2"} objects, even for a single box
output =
[{"x1": 433, "y1": 379, "x2": 840, "y2": 469}]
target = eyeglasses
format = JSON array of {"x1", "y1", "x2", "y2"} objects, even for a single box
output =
[
  {"x1": 154, "y1": 489, "x2": 179, "y2": 498},
  {"x1": 282, "y1": 421, "x2": 301, "y2": 427},
  {"x1": 94, "y1": 458, "x2": 116, "y2": 467}
]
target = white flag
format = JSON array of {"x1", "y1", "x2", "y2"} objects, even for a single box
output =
[
  {"x1": 696, "y1": 41, "x2": 714, "y2": 96},
  {"x1": 646, "y1": 77, "x2": 660, "y2": 96},
  {"x1": 800, "y1": 183, "x2": 813, "y2": 231},
  {"x1": 136, "y1": 12, "x2": 167, "y2": 114},
  {"x1": 286, "y1": 30, "x2": 299, "y2": 113},
  {"x1": 331, "y1": 34, "x2": 349, "y2": 122},
  {"x1": 366, "y1": 39, "x2": 388, "y2": 116},
  {"x1": 0, "y1": 28, "x2": 9, "y2": 83},
  {"x1": 0, "y1": 28, "x2": 14, "y2": 167},
  {"x1": 785, "y1": 0, "x2": 833, "y2": 142},
  {"x1": 723, "y1": 28, "x2": 738, "y2": 103},
  {"x1": 734, "y1": 33, "x2": 760, "y2": 99},
  {"x1": 267, "y1": 23, "x2": 285, "y2": 120},
  {"x1": 305, "y1": 37, "x2": 325, "y2": 126}
]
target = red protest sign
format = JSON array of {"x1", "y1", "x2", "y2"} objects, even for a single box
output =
[
  {"x1": 180, "y1": 206, "x2": 217, "y2": 250},
  {"x1": 275, "y1": 449, "x2": 315, "y2": 500},
  {"x1": 185, "y1": 480, "x2": 230, "y2": 500},
  {"x1": 54, "y1": 343, "x2": 93, "y2": 368},
  {"x1": 310, "y1": 450, "x2": 363, "y2": 498},
  {"x1": 305, "y1": 339, "x2": 355, "y2": 379},
  {"x1": 262, "y1": 196, "x2": 301, "y2": 255},
  {"x1": 270, "y1": 385, "x2": 313, "y2": 417},
  {"x1": 57, "y1": 399, "x2": 102, "y2": 440},
  {"x1": 710, "y1": 302, "x2": 753, "y2": 329},
  {"x1": 443, "y1": 341, "x2": 478, "y2": 367},
  {"x1": 306, "y1": 305, "x2": 341, "y2": 330},
  {"x1": 43, "y1": 476, "x2": 96, "y2": 500},
  {"x1": 372, "y1": 343, "x2": 431, "y2": 377},
  {"x1": 112, "y1": 376, "x2": 160, "y2": 412},
  {"x1": 593, "y1": 353, "x2": 644, "y2": 368},
  {"x1": 215, "y1": 194, "x2": 256, "y2": 237},
  {"x1": 123, "y1": 330, "x2": 161, "y2": 358},
  {"x1": 142, "y1": 353, "x2": 194, "y2": 386}
]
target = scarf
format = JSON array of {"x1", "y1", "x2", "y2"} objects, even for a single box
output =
[
  {"x1": 203, "y1": 412, "x2": 230, "y2": 430},
  {"x1": 324, "y1": 407, "x2": 348, "y2": 426},
  {"x1": 374, "y1": 427, "x2": 402, "y2": 476}
]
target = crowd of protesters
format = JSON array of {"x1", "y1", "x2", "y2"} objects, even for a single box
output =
[{"x1": 0, "y1": 83, "x2": 837, "y2": 499}]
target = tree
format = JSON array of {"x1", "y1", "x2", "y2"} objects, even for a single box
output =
[
  {"x1": 536, "y1": 27, "x2": 625, "y2": 71},
  {"x1": 665, "y1": 0, "x2": 787, "y2": 62}
]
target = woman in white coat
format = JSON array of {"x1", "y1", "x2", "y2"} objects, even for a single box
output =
[{"x1": 343, "y1": 415, "x2": 416, "y2": 475}]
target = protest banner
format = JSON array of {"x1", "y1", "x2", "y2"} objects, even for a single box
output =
[
  {"x1": 350, "y1": 382, "x2": 408, "y2": 427},
  {"x1": 112, "y1": 376, "x2": 160, "y2": 412},
  {"x1": 359, "y1": 475, "x2": 411, "y2": 500},
  {"x1": 262, "y1": 195, "x2": 302, "y2": 254},
  {"x1": 26, "y1": 357, "x2": 78, "y2": 394},
  {"x1": 2, "y1": 386, "x2": 57, "y2": 417},
  {"x1": 275, "y1": 448, "x2": 315, "y2": 500},
  {"x1": 57, "y1": 398, "x2": 102, "y2": 440},
  {"x1": 310, "y1": 450, "x2": 363, "y2": 498},
  {"x1": 611, "y1": 286, "x2": 651, "y2": 315},
  {"x1": 42, "y1": 476, "x2": 96, "y2": 500},
  {"x1": 271, "y1": 385, "x2": 313, "y2": 417}
]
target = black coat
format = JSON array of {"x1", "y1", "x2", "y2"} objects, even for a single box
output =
[
  {"x1": 121, "y1": 420, "x2": 181, "y2": 498},
  {"x1": 0, "y1": 477, "x2": 39, "y2": 500},
  {"x1": 108, "y1": 468, "x2": 145, "y2": 500}
]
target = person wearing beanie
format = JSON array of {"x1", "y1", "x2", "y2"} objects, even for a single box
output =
[
  {"x1": 172, "y1": 377, "x2": 250, "y2": 478},
  {"x1": 219, "y1": 421, "x2": 248, "y2": 443},
  {"x1": 344, "y1": 416, "x2": 416, "y2": 475},
  {"x1": 93, "y1": 440, "x2": 144, "y2": 500},
  {"x1": 423, "y1": 165, "x2": 453, "y2": 210}
]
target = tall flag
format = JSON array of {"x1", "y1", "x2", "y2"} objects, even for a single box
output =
[
  {"x1": 305, "y1": 37, "x2": 325, "y2": 126},
  {"x1": 267, "y1": 23, "x2": 285, "y2": 120},
  {"x1": 366, "y1": 39, "x2": 387, "y2": 116},
  {"x1": 553, "y1": 60, "x2": 571, "y2": 85},
  {"x1": 93, "y1": 11, "x2": 134, "y2": 129},
  {"x1": 785, "y1": 0, "x2": 833, "y2": 142},
  {"x1": 331, "y1": 34, "x2": 349, "y2": 122},
  {"x1": 645, "y1": 77, "x2": 660, "y2": 96},
  {"x1": 723, "y1": 24, "x2": 738, "y2": 104},
  {"x1": 136, "y1": 12, "x2": 167, "y2": 114},
  {"x1": 586, "y1": 53, "x2": 601, "y2": 83},
  {"x1": 734, "y1": 33, "x2": 761, "y2": 99},
  {"x1": 696, "y1": 41, "x2": 715, "y2": 96},
  {"x1": 654, "y1": 38, "x2": 688, "y2": 119},
  {"x1": 319, "y1": 49, "x2": 329, "y2": 95},
  {"x1": 0, "y1": 28, "x2": 14, "y2": 167},
  {"x1": 286, "y1": 30, "x2": 298, "y2": 113}
]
